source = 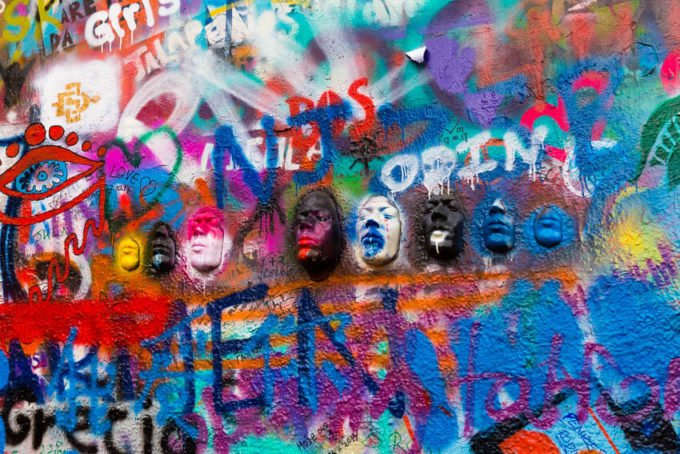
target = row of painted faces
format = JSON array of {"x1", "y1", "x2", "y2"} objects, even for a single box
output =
[
  {"x1": 116, "y1": 208, "x2": 227, "y2": 276},
  {"x1": 296, "y1": 189, "x2": 565, "y2": 280},
  {"x1": 116, "y1": 189, "x2": 567, "y2": 281}
]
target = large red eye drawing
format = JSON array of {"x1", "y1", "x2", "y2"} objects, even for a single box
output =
[
  {"x1": 0, "y1": 124, "x2": 109, "y2": 303},
  {"x1": 0, "y1": 123, "x2": 104, "y2": 226}
]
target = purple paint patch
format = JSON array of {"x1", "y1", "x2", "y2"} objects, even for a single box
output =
[
  {"x1": 425, "y1": 0, "x2": 493, "y2": 34},
  {"x1": 464, "y1": 91, "x2": 504, "y2": 127},
  {"x1": 426, "y1": 36, "x2": 475, "y2": 96}
]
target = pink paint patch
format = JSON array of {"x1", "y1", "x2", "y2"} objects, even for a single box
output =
[
  {"x1": 545, "y1": 145, "x2": 566, "y2": 162},
  {"x1": 520, "y1": 98, "x2": 569, "y2": 132},
  {"x1": 137, "y1": 94, "x2": 177, "y2": 129},
  {"x1": 572, "y1": 70, "x2": 609, "y2": 93},
  {"x1": 661, "y1": 51, "x2": 680, "y2": 95},
  {"x1": 592, "y1": 119, "x2": 606, "y2": 141},
  {"x1": 177, "y1": 132, "x2": 210, "y2": 159}
]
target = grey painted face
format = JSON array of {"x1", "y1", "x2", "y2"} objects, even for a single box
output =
[{"x1": 422, "y1": 194, "x2": 463, "y2": 260}]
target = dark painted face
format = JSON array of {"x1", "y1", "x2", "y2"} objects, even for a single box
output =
[
  {"x1": 422, "y1": 194, "x2": 464, "y2": 260},
  {"x1": 148, "y1": 223, "x2": 176, "y2": 273},
  {"x1": 534, "y1": 207, "x2": 562, "y2": 248},
  {"x1": 294, "y1": 191, "x2": 342, "y2": 280},
  {"x1": 482, "y1": 199, "x2": 515, "y2": 253}
]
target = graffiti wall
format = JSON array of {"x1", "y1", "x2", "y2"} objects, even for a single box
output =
[{"x1": 2, "y1": 0, "x2": 680, "y2": 452}]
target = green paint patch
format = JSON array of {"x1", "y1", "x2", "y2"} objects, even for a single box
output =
[
  {"x1": 637, "y1": 95, "x2": 680, "y2": 188},
  {"x1": 234, "y1": 434, "x2": 300, "y2": 454}
]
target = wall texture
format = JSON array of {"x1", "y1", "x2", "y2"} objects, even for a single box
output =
[{"x1": 1, "y1": 0, "x2": 680, "y2": 452}]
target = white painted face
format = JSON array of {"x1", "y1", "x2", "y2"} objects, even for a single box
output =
[
  {"x1": 422, "y1": 146, "x2": 457, "y2": 196},
  {"x1": 356, "y1": 196, "x2": 402, "y2": 267}
]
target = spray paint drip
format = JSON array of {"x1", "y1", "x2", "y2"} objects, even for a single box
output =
[{"x1": 430, "y1": 230, "x2": 449, "y2": 255}]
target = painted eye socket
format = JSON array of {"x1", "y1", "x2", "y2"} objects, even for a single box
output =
[{"x1": 16, "y1": 161, "x2": 68, "y2": 194}]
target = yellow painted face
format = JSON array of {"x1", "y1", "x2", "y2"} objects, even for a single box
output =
[{"x1": 117, "y1": 236, "x2": 141, "y2": 272}]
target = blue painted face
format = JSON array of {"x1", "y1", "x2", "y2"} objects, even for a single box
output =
[
  {"x1": 482, "y1": 199, "x2": 514, "y2": 253},
  {"x1": 534, "y1": 207, "x2": 562, "y2": 248}
]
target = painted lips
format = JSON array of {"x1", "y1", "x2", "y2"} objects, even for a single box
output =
[
  {"x1": 486, "y1": 221, "x2": 512, "y2": 234},
  {"x1": 121, "y1": 245, "x2": 137, "y2": 255},
  {"x1": 298, "y1": 235, "x2": 321, "y2": 247},
  {"x1": 191, "y1": 241, "x2": 208, "y2": 252},
  {"x1": 427, "y1": 224, "x2": 451, "y2": 236},
  {"x1": 361, "y1": 230, "x2": 385, "y2": 247},
  {"x1": 536, "y1": 216, "x2": 560, "y2": 228}
]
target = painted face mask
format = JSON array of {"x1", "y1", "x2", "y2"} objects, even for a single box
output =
[
  {"x1": 186, "y1": 207, "x2": 225, "y2": 273},
  {"x1": 422, "y1": 194, "x2": 464, "y2": 260},
  {"x1": 117, "y1": 236, "x2": 141, "y2": 272},
  {"x1": 534, "y1": 207, "x2": 562, "y2": 248},
  {"x1": 357, "y1": 195, "x2": 402, "y2": 267},
  {"x1": 294, "y1": 190, "x2": 342, "y2": 281},
  {"x1": 147, "y1": 222, "x2": 176, "y2": 274},
  {"x1": 482, "y1": 199, "x2": 515, "y2": 253}
]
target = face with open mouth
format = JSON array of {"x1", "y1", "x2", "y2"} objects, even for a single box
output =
[
  {"x1": 482, "y1": 199, "x2": 515, "y2": 254},
  {"x1": 294, "y1": 190, "x2": 342, "y2": 280},
  {"x1": 117, "y1": 236, "x2": 141, "y2": 272},
  {"x1": 147, "y1": 222, "x2": 177, "y2": 273},
  {"x1": 186, "y1": 207, "x2": 225, "y2": 273},
  {"x1": 422, "y1": 193, "x2": 464, "y2": 260},
  {"x1": 534, "y1": 207, "x2": 563, "y2": 248},
  {"x1": 357, "y1": 195, "x2": 402, "y2": 267}
]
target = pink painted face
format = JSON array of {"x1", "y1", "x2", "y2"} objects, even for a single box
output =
[{"x1": 186, "y1": 207, "x2": 225, "y2": 273}]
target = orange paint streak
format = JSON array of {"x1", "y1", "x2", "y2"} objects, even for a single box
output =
[
  {"x1": 403, "y1": 414, "x2": 419, "y2": 451},
  {"x1": 195, "y1": 178, "x2": 215, "y2": 205},
  {"x1": 588, "y1": 407, "x2": 620, "y2": 454},
  {"x1": 263, "y1": 266, "x2": 579, "y2": 302},
  {"x1": 438, "y1": 405, "x2": 453, "y2": 417}
]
